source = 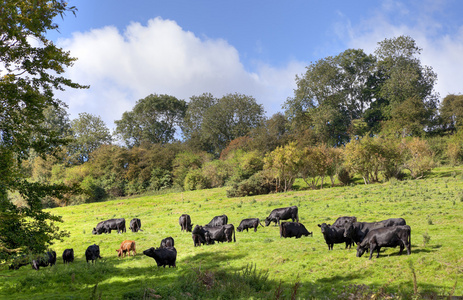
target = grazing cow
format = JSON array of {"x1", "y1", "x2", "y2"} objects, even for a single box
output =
[
  {"x1": 357, "y1": 225, "x2": 411, "y2": 260},
  {"x1": 62, "y1": 249, "x2": 74, "y2": 264},
  {"x1": 265, "y1": 206, "x2": 299, "y2": 226},
  {"x1": 160, "y1": 237, "x2": 175, "y2": 248},
  {"x1": 332, "y1": 216, "x2": 357, "y2": 227},
  {"x1": 280, "y1": 222, "x2": 313, "y2": 238},
  {"x1": 193, "y1": 224, "x2": 236, "y2": 245},
  {"x1": 343, "y1": 218, "x2": 407, "y2": 244},
  {"x1": 179, "y1": 214, "x2": 193, "y2": 232},
  {"x1": 237, "y1": 218, "x2": 264, "y2": 232},
  {"x1": 129, "y1": 218, "x2": 143, "y2": 232},
  {"x1": 192, "y1": 225, "x2": 209, "y2": 247},
  {"x1": 116, "y1": 240, "x2": 136, "y2": 258},
  {"x1": 318, "y1": 223, "x2": 353, "y2": 250},
  {"x1": 206, "y1": 215, "x2": 228, "y2": 227},
  {"x1": 92, "y1": 218, "x2": 126, "y2": 234},
  {"x1": 85, "y1": 244, "x2": 102, "y2": 264},
  {"x1": 143, "y1": 247, "x2": 177, "y2": 268},
  {"x1": 31, "y1": 251, "x2": 56, "y2": 270}
]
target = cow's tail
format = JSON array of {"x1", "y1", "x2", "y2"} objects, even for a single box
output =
[
  {"x1": 233, "y1": 228, "x2": 236, "y2": 242},
  {"x1": 408, "y1": 227, "x2": 411, "y2": 254}
]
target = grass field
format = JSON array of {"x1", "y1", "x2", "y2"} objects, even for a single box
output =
[{"x1": 1, "y1": 166, "x2": 463, "y2": 299}]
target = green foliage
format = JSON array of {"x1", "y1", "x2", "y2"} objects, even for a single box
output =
[
  {"x1": 264, "y1": 142, "x2": 301, "y2": 192},
  {"x1": 184, "y1": 169, "x2": 210, "y2": 191},
  {"x1": 114, "y1": 94, "x2": 187, "y2": 147},
  {"x1": 227, "y1": 170, "x2": 274, "y2": 197},
  {"x1": 172, "y1": 151, "x2": 211, "y2": 189},
  {"x1": 440, "y1": 94, "x2": 463, "y2": 132}
]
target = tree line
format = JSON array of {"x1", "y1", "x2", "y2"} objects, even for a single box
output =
[{"x1": 2, "y1": 0, "x2": 463, "y2": 258}]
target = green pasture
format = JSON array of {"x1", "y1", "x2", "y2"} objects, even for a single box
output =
[{"x1": 1, "y1": 166, "x2": 463, "y2": 299}]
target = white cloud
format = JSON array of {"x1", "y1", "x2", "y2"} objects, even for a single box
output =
[{"x1": 56, "y1": 17, "x2": 305, "y2": 130}]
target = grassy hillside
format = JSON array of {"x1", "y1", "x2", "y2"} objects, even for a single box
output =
[{"x1": 1, "y1": 166, "x2": 463, "y2": 299}]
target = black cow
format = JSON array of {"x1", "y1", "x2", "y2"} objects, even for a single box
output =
[
  {"x1": 129, "y1": 218, "x2": 143, "y2": 232},
  {"x1": 265, "y1": 206, "x2": 299, "y2": 226},
  {"x1": 31, "y1": 251, "x2": 56, "y2": 270},
  {"x1": 332, "y1": 216, "x2": 357, "y2": 227},
  {"x1": 179, "y1": 214, "x2": 193, "y2": 232},
  {"x1": 357, "y1": 225, "x2": 411, "y2": 260},
  {"x1": 280, "y1": 222, "x2": 313, "y2": 238},
  {"x1": 318, "y1": 223, "x2": 353, "y2": 250},
  {"x1": 192, "y1": 225, "x2": 211, "y2": 246},
  {"x1": 193, "y1": 224, "x2": 235, "y2": 245},
  {"x1": 143, "y1": 247, "x2": 177, "y2": 268},
  {"x1": 206, "y1": 215, "x2": 228, "y2": 227},
  {"x1": 85, "y1": 244, "x2": 102, "y2": 264},
  {"x1": 160, "y1": 237, "x2": 175, "y2": 248},
  {"x1": 343, "y1": 218, "x2": 407, "y2": 244},
  {"x1": 92, "y1": 218, "x2": 126, "y2": 234},
  {"x1": 237, "y1": 218, "x2": 264, "y2": 232},
  {"x1": 62, "y1": 249, "x2": 74, "y2": 264}
]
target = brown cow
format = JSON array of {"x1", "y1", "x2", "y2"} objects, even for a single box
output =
[{"x1": 116, "y1": 240, "x2": 136, "y2": 258}]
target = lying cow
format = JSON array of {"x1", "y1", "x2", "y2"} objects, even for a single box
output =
[
  {"x1": 32, "y1": 251, "x2": 56, "y2": 270},
  {"x1": 280, "y1": 222, "x2": 313, "y2": 238},
  {"x1": 343, "y1": 218, "x2": 407, "y2": 244},
  {"x1": 318, "y1": 223, "x2": 353, "y2": 250},
  {"x1": 237, "y1": 218, "x2": 264, "y2": 232},
  {"x1": 179, "y1": 214, "x2": 193, "y2": 232},
  {"x1": 92, "y1": 218, "x2": 126, "y2": 234},
  {"x1": 160, "y1": 237, "x2": 174, "y2": 248},
  {"x1": 143, "y1": 247, "x2": 177, "y2": 268},
  {"x1": 129, "y1": 218, "x2": 143, "y2": 232},
  {"x1": 85, "y1": 244, "x2": 102, "y2": 264},
  {"x1": 265, "y1": 206, "x2": 299, "y2": 226},
  {"x1": 116, "y1": 240, "x2": 136, "y2": 258},
  {"x1": 62, "y1": 249, "x2": 74, "y2": 264},
  {"x1": 357, "y1": 225, "x2": 411, "y2": 260},
  {"x1": 206, "y1": 215, "x2": 228, "y2": 227}
]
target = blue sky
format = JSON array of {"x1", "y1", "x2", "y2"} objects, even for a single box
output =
[{"x1": 48, "y1": 0, "x2": 463, "y2": 130}]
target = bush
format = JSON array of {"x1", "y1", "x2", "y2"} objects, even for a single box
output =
[
  {"x1": 184, "y1": 169, "x2": 211, "y2": 191},
  {"x1": 227, "y1": 171, "x2": 274, "y2": 197},
  {"x1": 337, "y1": 167, "x2": 352, "y2": 185}
]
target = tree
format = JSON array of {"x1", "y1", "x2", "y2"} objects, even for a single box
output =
[
  {"x1": 0, "y1": 0, "x2": 87, "y2": 257},
  {"x1": 69, "y1": 112, "x2": 112, "y2": 164},
  {"x1": 440, "y1": 94, "x2": 463, "y2": 132},
  {"x1": 115, "y1": 94, "x2": 187, "y2": 147},
  {"x1": 264, "y1": 142, "x2": 301, "y2": 192}
]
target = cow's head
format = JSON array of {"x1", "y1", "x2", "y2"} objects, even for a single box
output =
[
  {"x1": 116, "y1": 249, "x2": 123, "y2": 257},
  {"x1": 264, "y1": 218, "x2": 271, "y2": 226},
  {"x1": 356, "y1": 244, "x2": 366, "y2": 257},
  {"x1": 318, "y1": 223, "x2": 329, "y2": 234},
  {"x1": 187, "y1": 223, "x2": 193, "y2": 232},
  {"x1": 236, "y1": 226, "x2": 243, "y2": 232}
]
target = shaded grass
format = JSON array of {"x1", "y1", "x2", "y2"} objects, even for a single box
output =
[{"x1": 1, "y1": 166, "x2": 463, "y2": 299}]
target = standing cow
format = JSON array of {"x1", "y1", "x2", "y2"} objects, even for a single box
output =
[
  {"x1": 62, "y1": 249, "x2": 74, "y2": 264},
  {"x1": 85, "y1": 244, "x2": 102, "y2": 264},
  {"x1": 143, "y1": 247, "x2": 177, "y2": 268},
  {"x1": 31, "y1": 251, "x2": 56, "y2": 270},
  {"x1": 318, "y1": 223, "x2": 353, "y2": 250},
  {"x1": 357, "y1": 225, "x2": 411, "y2": 259},
  {"x1": 237, "y1": 218, "x2": 264, "y2": 232},
  {"x1": 116, "y1": 240, "x2": 136, "y2": 258},
  {"x1": 92, "y1": 218, "x2": 126, "y2": 234},
  {"x1": 129, "y1": 218, "x2": 142, "y2": 232},
  {"x1": 179, "y1": 214, "x2": 193, "y2": 232},
  {"x1": 343, "y1": 218, "x2": 407, "y2": 244},
  {"x1": 265, "y1": 206, "x2": 299, "y2": 226}
]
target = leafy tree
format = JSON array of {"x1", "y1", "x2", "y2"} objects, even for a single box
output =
[
  {"x1": 440, "y1": 94, "x2": 463, "y2": 132},
  {"x1": 0, "y1": 0, "x2": 87, "y2": 257},
  {"x1": 402, "y1": 138, "x2": 435, "y2": 179},
  {"x1": 115, "y1": 94, "x2": 187, "y2": 147},
  {"x1": 69, "y1": 112, "x2": 112, "y2": 164},
  {"x1": 264, "y1": 142, "x2": 301, "y2": 192},
  {"x1": 247, "y1": 112, "x2": 289, "y2": 154}
]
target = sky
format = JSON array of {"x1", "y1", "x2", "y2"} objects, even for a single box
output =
[{"x1": 47, "y1": 0, "x2": 463, "y2": 131}]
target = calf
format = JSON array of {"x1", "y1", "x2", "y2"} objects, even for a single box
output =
[
  {"x1": 206, "y1": 215, "x2": 228, "y2": 227},
  {"x1": 85, "y1": 244, "x2": 102, "y2": 263},
  {"x1": 179, "y1": 214, "x2": 193, "y2": 232},
  {"x1": 116, "y1": 240, "x2": 136, "y2": 258},
  {"x1": 143, "y1": 247, "x2": 177, "y2": 268},
  {"x1": 280, "y1": 222, "x2": 313, "y2": 238},
  {"x1": 318, "y1": 223, "x2": 353, "y2": 250},
  {"x1": 129, "y1": 218, "x2": 143, "y2": 232},
  {"x1": 92, "y1": 218, "x2": 126, "y2": 234},
  {"x1": 237, "y1": 218, "x2": 264, "y2": 232},
  {"x1": 160, "y1": 237, "x2": 175, "y2": 248},
  {"x1": 265, "y1": 206, "x2": 299, "y2": 226},
  {"x1": 62, "y1": 249, "x2": 74, "y2": 264},
  {"x1": 357, "y1": 225, "x2": 411, "y2": 260}
]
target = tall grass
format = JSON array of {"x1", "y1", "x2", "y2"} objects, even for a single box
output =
[{"x1": 1, "y1": 166, "x2": 462, "y2": 299}]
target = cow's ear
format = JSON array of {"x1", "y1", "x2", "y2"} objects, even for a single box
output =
[
  {"x1": 317, "y1": 224, "x2": 321, "y2": 227},
  {"x1": 328, "y1": 224, "x2": 331, "y2": 227}
]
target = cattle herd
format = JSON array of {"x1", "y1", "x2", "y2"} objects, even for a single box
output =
[{"x1": 8, "y1": 205, "x2": 412, "y2": 271}]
